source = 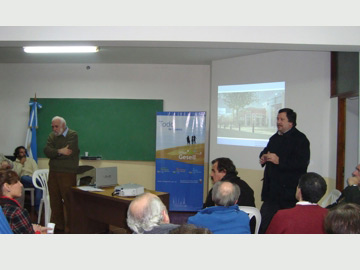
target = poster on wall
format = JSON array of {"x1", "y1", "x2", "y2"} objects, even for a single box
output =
[{"x1": 155, "y1": 112, "x2": 206, "y2": 211}]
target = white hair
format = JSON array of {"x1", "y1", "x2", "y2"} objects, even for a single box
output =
[
  {"x1": 126, "y1": 193, "x2": 167, "y2": 234},
  {"x1": 52, "y1": 116, "x2": 66, "y2": 126}
]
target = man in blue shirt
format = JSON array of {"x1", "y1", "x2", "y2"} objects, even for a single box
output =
[{"x1": 187, "y1": 181, "x2": 250, "y2": 234}]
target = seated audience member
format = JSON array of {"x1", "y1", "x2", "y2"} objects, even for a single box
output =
[
  {"x1": 324, "y1": 203, "x2": 360, "y2": 234},
  {"x1": 0, "y1": 170, "x2": 48, "y2": 234},
  {"x1": 12, "y1": 146, "x2": 41, "y2": 211},
  {"x1": 266, "y1": 172, "x2": 328, "y2": 234},
  {"x1": 188, "y1": 181, "x2": 250, "y2": 234},
  {"x1": 203, "y1": 157, "x2": 255, "y2": 208},
  {"x1": 127, "y1": 192, "x2": 179, "y2": 234},
  {"x1": 169, "y1": 223, "x2": 212, "y2": 234},
  {"x1": 328, "y1": 164, "x2": 360, "y2": 208},
  {"x1": 1, "y1": 160, "x2": 11, "y2": 170},
  {"x1": 1, "y1": 154, "x2": 26, "y2": 208},
  {"x1": 0, "y1": 153, "x2": 13, "y2": 169}
]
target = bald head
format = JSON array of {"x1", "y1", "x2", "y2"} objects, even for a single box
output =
[
  {"x1": 212, "y1": 181, "x2": 240, "y2": 206},
  {"x1": 127, "y1": 192, "x2": 170, "y2": 233},
  {"x1": 218, "y1": 181, "x2": 234, "y2": 196},
  {"x1": 128, "y1": 193, "x2": 157, "y2": 219}
]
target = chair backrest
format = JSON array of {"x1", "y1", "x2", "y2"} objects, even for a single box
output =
[
  {"x1": 0, "y1": 206, "x2": 13, "y2": 234},
  {"x1": 238, "y1": 206, "x2": 262, "y2": 234},
  {"x1": 321, "y1": 189, "x2": 342, "y2": 208},
  {"x1": 32, "y1": 169, "x2": 49, "y2": 192},
  {"x1": 32, "y1": 169, "x2": 51, "y2": 225}
]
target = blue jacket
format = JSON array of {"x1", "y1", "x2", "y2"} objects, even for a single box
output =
[
  {"x1": 187, "y1": 205, "x2": 250, "y2": 234},
  {"x1": 0, "y1": 206, "x2": 13, "y2": 234}
]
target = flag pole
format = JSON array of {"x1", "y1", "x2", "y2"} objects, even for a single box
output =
[{"x1": 25, "y1": 94, "x2": 42, "y2": 161}]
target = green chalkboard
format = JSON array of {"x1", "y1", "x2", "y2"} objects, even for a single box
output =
[{"x1": 34, "y1": 98, "x2": 163, "y2": 161}]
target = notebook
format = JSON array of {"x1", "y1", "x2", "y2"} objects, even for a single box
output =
[{"x1": 94, "y1": 167, "x2": 118, "y2": 188}]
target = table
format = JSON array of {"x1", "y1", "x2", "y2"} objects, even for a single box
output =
[{"x1": 69, "y1": 186, "x2": 169, "y2": 234}]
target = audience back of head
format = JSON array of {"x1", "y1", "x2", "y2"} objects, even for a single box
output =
[
  {"x1": 298, "y1": 172, "x2": 327, "y2": 203},
  {"x1": 324, "y1": 203, "x2": 360, "y2": 234},
  {"x1": 212, "y1": 181, "x2": 240, "y2": 206},
  {"x1": 126, "y1": 192, "x2": 169, "y2": 234},
  {"x1": 0, "y1": 169, "x2": 19, "y2": 196}
]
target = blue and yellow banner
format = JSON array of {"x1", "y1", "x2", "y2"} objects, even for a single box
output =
[{"x1": 155, "y1": 112, "x2": 206, "y2": 211}]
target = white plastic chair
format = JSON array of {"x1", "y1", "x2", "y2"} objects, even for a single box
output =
[
  {"x1": 321, "y1": 189, "x2": 342, "y2": 208},
  {"x1": 239, "y1": 206, "x2": 262, "y2": 234},
  {"x1": 32, "y1": 169, "x2": 50, "y2": 225}
]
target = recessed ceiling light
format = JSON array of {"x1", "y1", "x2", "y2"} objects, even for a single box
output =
[{"x1": 23, "y1": 46, "x2": 99, "y2": 53}]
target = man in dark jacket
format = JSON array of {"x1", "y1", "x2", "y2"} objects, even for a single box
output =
[
  {"x1": 327, "y1": 164, "x2": 360, "y2": 209},
  {"x1": 203, "y1": 157, "x2": 255, "y2": 208},
  {"x1": 259, "y1": 108, "x2": 310, "y2": 233}
]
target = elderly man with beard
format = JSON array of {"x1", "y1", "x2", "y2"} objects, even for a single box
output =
[{"x1": 44, "y1": 116, "x2": 79, "y2": 233}]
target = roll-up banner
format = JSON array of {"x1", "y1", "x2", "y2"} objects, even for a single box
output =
[{"x1": 155, "y1": 112, "x2": 206, "y2": 211}]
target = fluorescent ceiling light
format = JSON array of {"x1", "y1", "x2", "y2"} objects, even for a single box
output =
[{"x1": 23, "y1": 46, "x2": 99, "y2": 53}]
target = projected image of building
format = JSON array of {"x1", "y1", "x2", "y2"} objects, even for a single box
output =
[{"x1": 217, "y1": 82, "x2": 285, "y2": 147}]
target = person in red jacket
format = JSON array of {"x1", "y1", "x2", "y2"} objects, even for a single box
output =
[{"x1": 266, "y1": 172, "x2": 327, "y2": 234}]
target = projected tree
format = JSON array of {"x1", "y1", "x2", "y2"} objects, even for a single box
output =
[{"x1": 221, "y1": 92, "x2": 257, "y2": 128}]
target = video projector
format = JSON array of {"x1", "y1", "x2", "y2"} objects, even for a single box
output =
[{"x1": 114, "y1": 183, "x2": 144, "y2": 197}]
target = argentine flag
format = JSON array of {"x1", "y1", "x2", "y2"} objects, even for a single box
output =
[{"x1": 25, "y1": 100, "x2": 42, "y2": 162}]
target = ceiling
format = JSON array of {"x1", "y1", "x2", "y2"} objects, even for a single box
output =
[
  {"x1": 1, "y1": 27, "x2": 360, "y2": 65},
  {"x1": 0, "y1": 44, "x2": 274, "y2": 65},
  {"x1": 0, "y1": 39, "x2": 359, "y2": 65}
]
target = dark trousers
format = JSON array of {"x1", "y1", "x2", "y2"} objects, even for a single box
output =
[
  {"x1": 48, "y1": 171, "x2": 76, "y2": 232},
  {"x1": 259, "y1": 200, "x2": 296, "y2": 234}
]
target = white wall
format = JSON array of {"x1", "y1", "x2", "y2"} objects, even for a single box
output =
[
  {"x1": 0, "y1": 63, "x2": 210, "y2": 154},
  {"x1": 0, "y1": 63, "x2": 210, "y2": 191},
  {"x1": 210, "y1": 51, "x2": 337, "y2": 207}
]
